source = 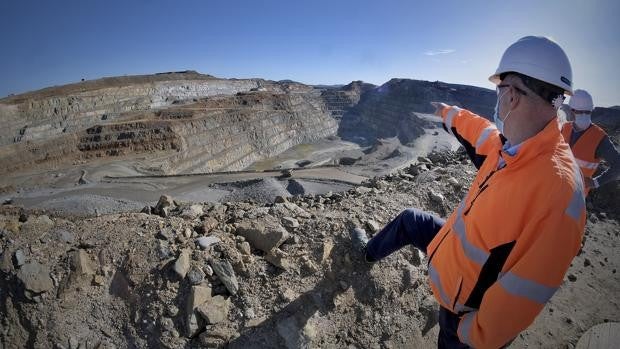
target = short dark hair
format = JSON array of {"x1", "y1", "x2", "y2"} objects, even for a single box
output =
[{"x1": 500, "y1": 72, "x2": 564, "y2": 105}]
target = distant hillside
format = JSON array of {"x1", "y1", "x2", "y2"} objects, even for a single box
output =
[
  {"x1": 317, "y1": 81, "x2": 376, "y2": 123},
  {"x1": 1, "y1": 71, "x2": 216, "y2": 103},
  {"x1": 337, "y1": 78, "x2": 496, "y2": 145},
  {"x1": 593, "y1": 106, "x2": 620, "y2": 143}
]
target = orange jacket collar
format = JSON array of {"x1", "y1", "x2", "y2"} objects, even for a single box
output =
[{"x1": 500, "y1": 118, "x2": 561, "y2": 168}]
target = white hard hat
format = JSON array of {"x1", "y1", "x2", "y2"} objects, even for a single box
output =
[
  {"x1": 568, "y1": 89, "x2": 594, "y2": 111},
  {"x1": 489, "y1": 36, "x2": 573, "y2": 95}
]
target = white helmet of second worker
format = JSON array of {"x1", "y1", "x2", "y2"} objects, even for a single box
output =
[
  {"x1": 569, "y1": 89, "x2": 594, "y2": 130},
  {"x1": 569, "y1": 89, "x2": 594, "y2": 112}
]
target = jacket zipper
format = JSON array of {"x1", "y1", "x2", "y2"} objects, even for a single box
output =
[
  {"x1": 478, "y1": 169, "x2": 497, "y2": 189},
  {"x1": 452, "y1": 276, "x2": 464, "y2": 311},
  {"x1": 463, "y1": 184, "x2": 489, "y2": 215},
  {"x1": 429, "y1": 165, "x2": 504, "y2": 261},
  {"x1": 427, "y1": 228, "x2": 451, "y2": 264},
  {"x1": 464, "y1": 167, "x2": 502, "y2": 216}
]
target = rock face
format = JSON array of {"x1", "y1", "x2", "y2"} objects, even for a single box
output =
[
  {"x1": 592, "y1": 106, "x2": 620, "y2": 144},
  {"x1": 318, "y1": 80, "x2": 376, "y2": 122},
  {"x1": 0, "y1": 72, "x2": 511, "y2": 180},
  {"x1": 338, "y1": 78, "x2": 496, "y2": 145},
  {"x1": 0, "y1": 72, "x2": 338, "y2": 176},
  {"x1": 4, "y1": 71, "x2": 617, "y2": 182},
  {"x1": 0, "y1": 71, "x2": 251, "y2": 147},
  {"x1": 0, "y1": 71, "x2": 511, "y2": 181}
]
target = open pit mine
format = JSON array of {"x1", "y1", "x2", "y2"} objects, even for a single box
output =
[{"x1": 0, "y1": 71, "x2": 618, "y2": 348}]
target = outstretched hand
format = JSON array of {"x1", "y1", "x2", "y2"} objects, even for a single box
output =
[{"x1": 430, "y1": 102, "x2": 448, "y2": 117}]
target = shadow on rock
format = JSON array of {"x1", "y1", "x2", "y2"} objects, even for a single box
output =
[{"x1": 227, "y1": 230, "x2": 378, "y2": 348}]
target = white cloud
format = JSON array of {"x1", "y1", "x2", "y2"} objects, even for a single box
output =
[{"x1": 424, "y1": 49, "x2": 456, "y2": 56}]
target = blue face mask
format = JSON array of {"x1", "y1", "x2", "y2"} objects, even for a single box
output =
[
  {"x1": 493, "y1": 89, "x2": 512, "y2": 134},
  {"x1": 574, "y1": 113, "x2": 591, "y2": 130}
]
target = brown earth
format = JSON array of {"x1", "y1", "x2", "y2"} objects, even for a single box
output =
[{"x1": 1, "y1": 150, "x2": 617, "y2": 349}]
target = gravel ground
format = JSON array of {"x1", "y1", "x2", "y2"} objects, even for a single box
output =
[{"x1": 1, "y1": 150, "x2": 617, "y2": 348}]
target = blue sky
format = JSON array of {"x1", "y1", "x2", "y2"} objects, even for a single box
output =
[{"x1": 1, "y1": 0, "x2": 619, "y2": 106}]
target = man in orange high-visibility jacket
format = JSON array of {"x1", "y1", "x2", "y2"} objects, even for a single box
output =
[
  {"x1": 560, "y1": 89, "x2": 620, "y2": 195},
  {"x1": 351, "y1": 36, "x2": 586, "y2": 348}
]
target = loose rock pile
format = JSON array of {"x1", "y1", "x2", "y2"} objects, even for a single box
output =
[{"x1": 0, "y1": 150, "x2": 617, "y2": 348}]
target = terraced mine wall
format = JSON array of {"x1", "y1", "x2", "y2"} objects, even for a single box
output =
[
  {"x1": 0, "y1": 74, "x2": 261, "y2": 148},
  {"x1": 9, "y1": 74, "x2": 612, "y2": 179},
  {"x1": 0, "y1": 85, "x2": 337, "y2": 175},
  {"x1": 319, "y1": 81, "x2": 375, "y2": 122},
  {"x1": 160, "y1": 92, "x2": 338, "y2": 174},
  {"x1": 338, "y1": 78, "x2": 496, "y2": 145}
]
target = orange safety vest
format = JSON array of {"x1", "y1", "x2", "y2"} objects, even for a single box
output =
[
  {"x1": 561, "y1": 122, "x2": 606, "y2": 194},
  {"x1": 431, "y1": 106, "x2": 586, "y2": 348}
]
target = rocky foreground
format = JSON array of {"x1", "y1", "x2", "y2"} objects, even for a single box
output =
[{"x1": 1, "y1": 151, "x2": 618, "y2": 348}]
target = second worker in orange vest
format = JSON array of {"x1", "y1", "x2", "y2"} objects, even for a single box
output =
[
  {"x1": 351, "y1": 36, "x2": 586, "y2": 348},
  {"x1": 559, "y1": 89, "x2": 620, "y2": 195}
]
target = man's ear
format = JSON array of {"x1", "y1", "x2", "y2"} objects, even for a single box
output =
[{"x1": 509, "y1": 87, "x2": 521, "y2": 108}]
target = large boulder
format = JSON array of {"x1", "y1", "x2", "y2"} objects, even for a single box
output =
[
  {"x1": 186, "y1": 285, "x2": 213, "y2": 337},
  {"x1": 173, "y1": 249, "x2": 191, "y2": 279},
  {"x1": 264, "y1": 248, "x2": 293, "y2": 271},
  {"x1": 153, "y1": 195, "x2": 176, "y2": 217},
  {"x1": 17, "y1": 262, "x2": 54, "y2": 294},
  {"x1": 196, "y1": 295, "x2": 231, "y2": 324},
  {"x1": 234, "y1": 217, "x2": 289, "y2": 253},
  {"x1": 209, "y1": 259, "x2": 239, "y2": 295},
  {"x1": 71, "y1": 249, "x2": 96, "y2": 276},
  {"x1": 180, "y1": 204, "x2": 204, "y2": 220},
  {"x1": 66, "y1": 249, "x2": 97, "y2": 287}
]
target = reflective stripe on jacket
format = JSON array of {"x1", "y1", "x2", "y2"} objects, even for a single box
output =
[
  {"x1": 561, "y1": 122, "x2": 606, "y2": 195},
  {"x1": 428, "y1": 106, "x2": 586, "y2": 348}
]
